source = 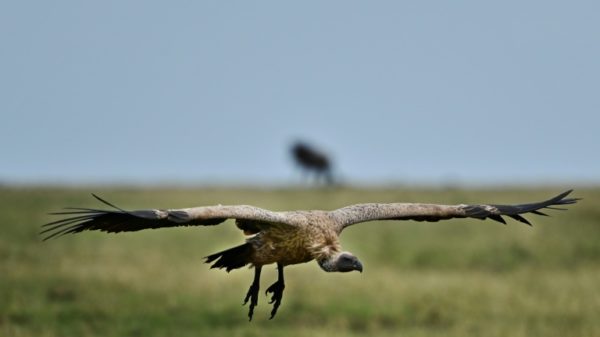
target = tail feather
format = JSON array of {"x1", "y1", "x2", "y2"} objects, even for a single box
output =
[{"x1": 205, "y1": 243, "x2": 253, "y2": 272}]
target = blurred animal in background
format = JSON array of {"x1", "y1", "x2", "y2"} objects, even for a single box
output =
[
  {"x1": 42, "y1": 191, "x2": 578, "y2": 320},
  {"x1": 291, "y1": 141, "x2": 334, "y2": 185}
]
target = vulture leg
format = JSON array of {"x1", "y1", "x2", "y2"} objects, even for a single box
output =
[
  {"x1": 265, "y1": 263, "x2": 285, "y2": 319},
  {"x1": 243, "y1": 266, "x2": 262, "y2": 321}
]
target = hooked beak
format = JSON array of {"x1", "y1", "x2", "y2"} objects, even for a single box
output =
[{"x1": 354, "y1": 260, "x2": 363, "y2": 273}]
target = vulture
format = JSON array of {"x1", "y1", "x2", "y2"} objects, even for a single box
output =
[{"x1": 42, "y1": 190, "x2": 578, "y2": 320}]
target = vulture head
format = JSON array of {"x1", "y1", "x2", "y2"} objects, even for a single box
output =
[{"x1": 318, "y1": 251, "x2": 363, "y2": 273}]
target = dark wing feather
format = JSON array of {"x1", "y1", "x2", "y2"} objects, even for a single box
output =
[
  {"x1": 334, "y1": 190, "x2": 579, "y2": 230},
  {"x1": 462, "y1": 189, "x2": 579, "y2": 226},
  {"x1": 41, "y1": 194, "x2": 295, "y2": 240}
]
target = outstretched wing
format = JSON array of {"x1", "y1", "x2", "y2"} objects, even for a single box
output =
[
  {"x1": 41, "y1": 194, "x2": 298, "y2": 240},
  {"x1": 331, "y1": 190, "x2": 579, "y2": 231}
]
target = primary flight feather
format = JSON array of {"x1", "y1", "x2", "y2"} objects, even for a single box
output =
[{"x1": 42, "y1": 190, "x2": 579, "y2": 320}]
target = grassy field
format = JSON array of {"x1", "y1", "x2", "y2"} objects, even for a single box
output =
[{"x1": 1, "y1": 186, "x2": 599, "y2": 337}]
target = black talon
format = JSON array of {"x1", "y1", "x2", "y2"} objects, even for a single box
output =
[
  {"x1": 243, "y1": 266, "x2": 262, "y2": 321},
  {"x1": 265, "y1": 263, "x2": 285, "y2": 319}
]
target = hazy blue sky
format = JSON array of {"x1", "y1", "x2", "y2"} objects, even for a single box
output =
[{"x1": 1, "y1": 1, "x2": 599, "y2": 186}]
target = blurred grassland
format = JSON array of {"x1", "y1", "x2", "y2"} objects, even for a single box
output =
[{"x1": 1, "y1": 186, "x2": 599, "y2": 337}]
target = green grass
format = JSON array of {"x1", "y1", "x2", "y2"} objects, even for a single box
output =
[{"x1": 1, "y1": 186, "x2": 599, "y2": 336}]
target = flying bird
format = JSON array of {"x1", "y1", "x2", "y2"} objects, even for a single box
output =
[{"x1": 42, "y1": 190, "x2": 578, "y2": 320}]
